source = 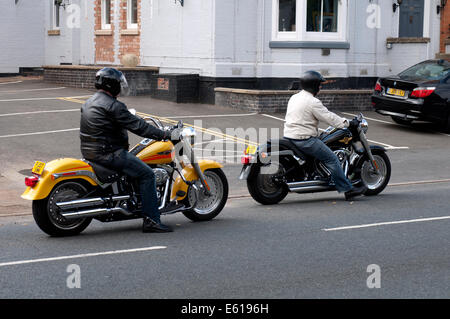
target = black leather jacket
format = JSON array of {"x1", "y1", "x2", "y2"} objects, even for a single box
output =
[{"x1": 80, "y1": 91, "x2": 168, "y2": 160}]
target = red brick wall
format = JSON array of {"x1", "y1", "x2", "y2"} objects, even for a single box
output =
[
  {"x1": 119, "y1": 0, "x2": 141, "y2": 64},
  {"x1": 94, "y1": 0, "x2": 141, "y2": 65},
  {"x1": 440, "y1": 4, "x2": 450, "y2": 53},
  {"x1": 94, "y1": 0, "x2": 115, "y2": 63}
]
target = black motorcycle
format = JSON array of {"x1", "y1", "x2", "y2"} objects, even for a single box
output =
[{"x1": 239, "y1": 114, "x2": 391, "y2": 205}]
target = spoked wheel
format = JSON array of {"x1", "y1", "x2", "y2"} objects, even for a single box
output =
[
  {"x1": 182, "y1": 169, "x2": 228, "y2": 221},
  {"x1": 247, "y1": 162, "x2": 289, "y2": 205},
  {"x1": 32, "y1": 181, "x2": 92, "y2": 237},
  {"x1": 359, "y1": 152, "x2": 391, "y2": 196}
]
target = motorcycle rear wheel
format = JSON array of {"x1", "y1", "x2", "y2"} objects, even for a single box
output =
[
  {"x1": 32, "y1": 180, "x2": 92, "y2": 237},
  {"x1": 247, "y1": 163, "x2": 289, "y2": 205}
]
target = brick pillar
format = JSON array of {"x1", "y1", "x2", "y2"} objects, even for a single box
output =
[
  {"x1": 94, "y1": 0, "x2": 115, "y2": 63},
  {"x1": 440, "y1": 4, "x2": 450, "y2": 53},
  {"x1": 119, "y1": 0, "x2": 141, "y2": 65}
]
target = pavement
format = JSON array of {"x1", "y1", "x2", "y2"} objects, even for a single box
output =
[{"x1": 0, "y1": 78, "x2": 449, "y2": 299}]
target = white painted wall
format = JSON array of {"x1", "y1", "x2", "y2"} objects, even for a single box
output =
[
  {"x1": 0, "y1": 0, "x2": 45, "y2": 73},
  {"x1": 44, "y1": 0, "x2": 95, "y2": 66},
  {"x1": 211, "y1": 0, "x2": 441, "y2": 79},
  {"x1": 140, "y1": 0, "x2": 215, "y2": 76}
]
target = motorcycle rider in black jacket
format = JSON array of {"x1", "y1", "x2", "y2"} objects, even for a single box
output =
[{"x1": 80, "y1": 67, "x2": 174, "y2": 233}]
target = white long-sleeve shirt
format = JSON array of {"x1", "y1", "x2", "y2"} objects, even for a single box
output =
[{"x1": 284, "y1": 90, "x2": 349, "y2": 140}]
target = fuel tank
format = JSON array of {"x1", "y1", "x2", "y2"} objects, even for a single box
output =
[
  {"x1": 320, "y1": 128, "x2": 352, "y2": 145},
  {"x1": 136, "y1": 141, "x2": 175, "y2": 165}
]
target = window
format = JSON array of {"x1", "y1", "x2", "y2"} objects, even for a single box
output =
[
  {"x1": 279, "y1": 0, "x2": 296, "y2": 32},
  {"x1": 53, "y1": 1, "x2": 61, "y2": 29},
  {"x1": 272, "y1": 0, "x2": 347, "y2": 42},
  {"x1": 306, "y1": 0, "x2": 338, "y2": 33},
  {"x1": 127, "y1": 0, "x2": 138, "y2": 29},
  {"x1": 102, "y1": 0, "x2": 111, "y2": 29}
]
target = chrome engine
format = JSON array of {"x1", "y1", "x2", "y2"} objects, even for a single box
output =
[{"x1": 154, "y1": 168, "x2": 170, "y2": 186}]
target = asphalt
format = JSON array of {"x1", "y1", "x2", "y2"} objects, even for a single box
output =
[{"x1": 0, "y1": 78, "x2": 449, "y2": 299}]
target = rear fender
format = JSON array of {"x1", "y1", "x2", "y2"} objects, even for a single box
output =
[
  {"x1": 171, "y1": 160, "x2": 223, "y2": 201},
  {"x1": 21, "y1": 158, "x2": 99, "y2": 201}
]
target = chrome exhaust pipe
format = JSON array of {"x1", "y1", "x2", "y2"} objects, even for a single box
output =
[
  {"x1": 56, "y1": 195, "x2": 130, "y2": 211},
  {"x1": 61, "y1": 207, "x2": 131, "y2": 220},
  {"x1": 287, "y1": 180, "x2": 334, "y2": 193}
]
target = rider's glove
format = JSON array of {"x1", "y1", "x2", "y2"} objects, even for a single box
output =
[
  {"x1": 168, "y1": 127, "x2": 182, "y2": 142},
  {"x1": 348, "y1": 119, "x2": 360, "y2": 128}
]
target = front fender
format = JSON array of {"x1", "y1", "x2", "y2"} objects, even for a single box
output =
[
  {"x1": 21, "y1": 158, "x2": 98, "y2": 201},
  {"x1": 171, "y1": 160, "x2": 223, "y2": 201}
]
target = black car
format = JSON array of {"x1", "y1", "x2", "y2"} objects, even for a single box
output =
[{"x1": 371, "y1": 59, "x2": 450, "y2": 132}]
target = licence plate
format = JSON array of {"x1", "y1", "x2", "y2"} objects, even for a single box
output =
[
  {"x1": 387, "y1": 88, "x2": 406, "y2": 97},
  {"x1": 246, "y1": 145, "x2": 257, "y2": 155},
  {"x1": 31, "y1": 161, "x2": 46, "y2": 176}
]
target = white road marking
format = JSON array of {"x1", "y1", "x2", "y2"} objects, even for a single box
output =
[
  {"x1": 261, "y1": 114, "x2": 409, "y2": 150},
  {"x1": 0, "y1": 246, "x2": 167, "y2": 268},
  {"x1": 0, "y1": 87, "x2": 67, "y2": 94},
  {"x1": 0, "y1": 128, "x2": 79, "y2": 138},
  {"x1": 341, "y1": 112, "x2": 394, "y2": 125},
  {"x1": 0, "y1": 109, "x2": 79, "y2": 117},
  {"x1": 389, "y1": 179, "x2": 450, "y2": 187},
  {"x1": 0, "y1": 81, "x2": 23, "y2": 85},
  {"x1": 261, "y1": 114, "x2": 285, "y2": 122},
  {"x1": 323, "y1": 216, "x2": 450, "y2": 232},
  {"x1": 166, "y1": 113, "x2": 258, "y2": 119},
  {"x1": 343, "y1": 112, "x2": 450, "y2": 137}
]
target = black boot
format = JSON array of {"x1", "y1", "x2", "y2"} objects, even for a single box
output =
[
  {"x1": 344, "y1": 185, "x2": 368, "y2": 201},
  {"x1": 142, "y1": 218, "x2": 173, "y2": 233}
]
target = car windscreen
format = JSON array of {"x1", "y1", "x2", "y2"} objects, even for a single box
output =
[{"x1": 398, "y1": 61, "x2": 450, "y2": 81}]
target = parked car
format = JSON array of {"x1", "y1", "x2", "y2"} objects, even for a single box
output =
[{"x1": 371, "y1": 59, "x2": 450, "y2": 132}]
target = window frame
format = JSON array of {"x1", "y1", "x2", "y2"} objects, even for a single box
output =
[
  {"x1": 272, "y1": 0, "x2": 347, "y2": 43},
  {"x1": 127, "y1": 0, "x2": 138, "y2": 29},
  {"x1": 101, "y1": 0, "x2": 112, "y2": 30},
  {"x1": 52, "y1": 1, "x2": 61, "y2": 30}
]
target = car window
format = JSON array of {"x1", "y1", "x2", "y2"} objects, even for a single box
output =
[{"x1": 399, "y1": 61, "x2": 450, "y2": 81}]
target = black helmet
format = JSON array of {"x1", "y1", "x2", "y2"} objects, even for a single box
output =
[
  {"x1": 95, "y1": 67, "x2": 129, "y2": 97},
  {"x1": 300, "y1": 70, "x2": 325, "y2": 95}
]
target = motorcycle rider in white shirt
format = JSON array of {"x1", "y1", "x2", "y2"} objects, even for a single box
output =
[{"x1": 284, "y1": 71, "x2": 367, "y2": 201}]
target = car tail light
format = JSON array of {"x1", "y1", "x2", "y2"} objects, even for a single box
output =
[
  {"x1": 410, "y1": 87, "x2": 435, "y2": 99},
  {"x1": 241, "y1": 155, "x2": 254, "y2": 165},
  {"x1": 374, "y1": 81, "x2": 382, "y2": 92},
  {"x1": 25, "y1": 176, "x2": 39, "y2": 188}
]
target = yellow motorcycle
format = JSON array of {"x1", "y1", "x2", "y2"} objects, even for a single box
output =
[{"x1": 22, "y1": 116, "x2": 228, "y2": 236}]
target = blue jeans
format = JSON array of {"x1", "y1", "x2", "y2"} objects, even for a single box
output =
[
  {"x1": 288, "y1": 137, "x2": 353, "y2": 193},
  {"x1": 95, "y1": 149, "x2": 161, "y2": 223}
]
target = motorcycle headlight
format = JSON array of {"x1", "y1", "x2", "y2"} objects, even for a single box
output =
[
  {"x1": 181, "y1": 127, "x2": 196, "y2": 146},
  {"x1": 361, "y1": 119, "x2": 369, "y2": 133}
]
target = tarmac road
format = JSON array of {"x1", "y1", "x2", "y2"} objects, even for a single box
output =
[{"x1": 0, "y1": 79, "x2": 449, "y2": 299}]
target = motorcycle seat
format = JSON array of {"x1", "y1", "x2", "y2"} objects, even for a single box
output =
[
  {"x1": 85, "y1": 161, "x2": 120, "y2": 184},
  {"x1": 270, "y1": 138, "x2": 308, "y2": 161}
]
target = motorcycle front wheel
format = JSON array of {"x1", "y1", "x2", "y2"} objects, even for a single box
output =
[
  {"x1": 32, "y1": 180, "x2": 92, "y2": 237},
  {"x1": 358, "y1": 152, "x2": 391, "y2": 196},
  {"x1": 182, "y1": 168, "x2": 228, "y2": 221}
]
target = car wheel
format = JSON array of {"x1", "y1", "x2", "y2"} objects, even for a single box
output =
[{"x1": 391, "y1": 116, "x2": 413, "y2": 126}]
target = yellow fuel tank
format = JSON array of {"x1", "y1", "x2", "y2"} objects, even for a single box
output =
[{"x1": 136, "y1": 141, "x2": 175, "y2": 165}]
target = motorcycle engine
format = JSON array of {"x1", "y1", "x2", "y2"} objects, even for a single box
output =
[{"x1": 154, "y1": 168, "x2": 169, "y2": 186}]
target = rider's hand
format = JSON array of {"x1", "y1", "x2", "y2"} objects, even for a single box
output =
[
  {"x1": 168, "y1": 127, "x2": 182, "y2": 142},
  {"x1": 348, "y1": 118, "x2": 360, "y2": 128}
]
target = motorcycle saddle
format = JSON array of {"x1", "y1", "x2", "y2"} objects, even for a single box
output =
[
  {"x1": 270, "y1": 138, "x2": 308, "y2": 161},
  {"x1": 85, "y1": 161, "x2": 121, "y2": 184}
]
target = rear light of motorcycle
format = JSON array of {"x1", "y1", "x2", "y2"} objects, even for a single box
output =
[
  {"x1": 410, "y1": 87, "x2": 435, "y2": 99},
  {"x1": 241, "y1": 155, "x2": 254, "y2": 165},
  {"x1": 25, "y1": 176, "x2": 39, "y2": 188}
]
